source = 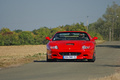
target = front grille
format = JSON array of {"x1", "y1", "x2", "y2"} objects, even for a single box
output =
[{"x1": 59, "y1": 52, "x2": 81, "y2": 56}]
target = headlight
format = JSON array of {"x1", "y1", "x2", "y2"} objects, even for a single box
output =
[
  {"x1": 82, "y1": 45, "x2": 90, "y2": 49},
  {"x1": 50, "y1": 46, "x2": 58, "y2": 49}
]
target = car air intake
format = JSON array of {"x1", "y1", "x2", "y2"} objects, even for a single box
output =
[
  {"x1": 59, "y1": 52, "x2": 81, "y2": 56},
  {"x1": 66, "y1": 43, "x2": 74, "y2": 45}
]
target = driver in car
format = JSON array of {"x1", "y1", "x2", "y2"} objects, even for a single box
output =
[{"x1": 79, "y1": 33, "x2": 85, "y2": 40}]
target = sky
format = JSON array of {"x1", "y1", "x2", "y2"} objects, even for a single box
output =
[{"x1": 0, "y1": 0, "x2": 120, "y2": 31}]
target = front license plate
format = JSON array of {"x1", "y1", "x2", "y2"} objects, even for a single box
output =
[{"x1": 63, "y1": 56, "x2": 77, "y2": 59}]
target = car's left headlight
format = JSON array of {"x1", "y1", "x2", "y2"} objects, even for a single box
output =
[
  {"x1": 82, "y1": 45, "x2": 90, "y2": 49},
  {"x1": 50, "y1": 46, "x2": 58, "y2": 49}
]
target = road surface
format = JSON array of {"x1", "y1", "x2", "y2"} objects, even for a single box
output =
[{"x1": 0, "y1": 41, "x2": 120, "y2": 80}]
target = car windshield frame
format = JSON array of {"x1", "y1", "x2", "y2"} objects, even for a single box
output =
[{"x1": 52, "y1": 32, "x2": 90, "y2": 41}]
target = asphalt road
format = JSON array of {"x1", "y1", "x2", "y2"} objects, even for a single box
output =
[{"x1": 0, "y1": 41, "x2": 120, "y2": 80}]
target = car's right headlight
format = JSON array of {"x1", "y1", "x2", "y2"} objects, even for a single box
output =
[
  {"x1": 50, "y1": 46, "x2": 58, "y2": 49},
  {"x1": 82, "y1": 45, "x2": 90, "y2": 49}
]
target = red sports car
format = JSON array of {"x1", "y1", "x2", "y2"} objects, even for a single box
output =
[{"x1": 46, "y1": 31, "x2": 98, "y2": 62}]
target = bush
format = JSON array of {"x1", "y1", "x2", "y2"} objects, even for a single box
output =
[
  {"x1": 88, "y1": 31, "x2": 103, "y2": 40},
  {"x1": 0, "y1": 23, "x2": 103, "y2": 46}
]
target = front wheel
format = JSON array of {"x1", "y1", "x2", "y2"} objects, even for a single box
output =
[
  {"x1": 88, "y1": 54, "x2": 96, "y2": 62},
  {"x1": 47, "y1": 55, "x2": 53, "y2": 62},
  {"x1": 47, "y1": 55, "x2": 57, "y2": 62},
  {"x1": 47, "y1": 59, "x2": 53, "y2": 62}
]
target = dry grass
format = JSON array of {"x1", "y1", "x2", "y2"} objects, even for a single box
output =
[
  {"x1": 0, "y1": 45, "x2": 46, "y2": 68},
  {"x1": 0, "y1": 45, "x2": 46, "y2": 56},
  {"x1": 96, "y1": 40, "x2": 106, "y2": 45},
  {"x1": 90, "y1": 73, "x2": 120, "y2": 80}
]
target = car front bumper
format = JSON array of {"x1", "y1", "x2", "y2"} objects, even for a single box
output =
[{"x1": 47, "y1": 49, "x2": 94, "y2": 60}]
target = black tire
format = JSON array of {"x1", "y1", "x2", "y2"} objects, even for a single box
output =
[
  {"x1": 46, "y1": 55, "x2": 56, "y2": 62},
  {"x1": 47, "y1": 59, "x2": 57, "y2": 62},
  {"x1": 47, "y1": 59, "x2": 53, "y2": 62},
  {"x1": 47, "y1": 55, "x2": 52, "y2": 62},
  {"x1": 88, "y1": 54, "x2": 96, "y2": 62}
]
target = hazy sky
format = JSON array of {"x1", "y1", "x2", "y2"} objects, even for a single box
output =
[{"x1": 0, "y1": 0, "x2": 120, "y2": 31}]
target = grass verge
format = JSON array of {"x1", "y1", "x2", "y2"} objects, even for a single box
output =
[
  {"x1": 90, "y1": 72, "x2": 120, "y2": 80},
  {"x1": 0, "y1": 45, "x2": 46, "y2": 68},
  {"x1": 96, "y1": 40, "x2": 106, "y2": 45},
  {"x1": 0, "y1": 53, "x2": 46, "y2": 68}
]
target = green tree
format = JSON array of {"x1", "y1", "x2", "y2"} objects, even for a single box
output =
[
  {"x1": 0, "y1": 28, "x2": 16, "y2": 45},
  {"x1": 0, "y1": 34, "x2": 4, "y2": 46},
  {"x1": 33, "y1": 27, "x2": 51, "y2": 44},
  {"x1": 62, "y1": 22, "x2": 87, "y2": 31},
  {"x1": 19, "y1": 31, "x2": 34, "y2": 45},
  {"x1": 0, "y1": 28, "x2": 11, "y2": 33},
  {"x1": 89, "y1": 2, "x2": 120, "y2": 40},
  {"x1": 13, "y1": 29, "x2": 22, "y2": 33}
]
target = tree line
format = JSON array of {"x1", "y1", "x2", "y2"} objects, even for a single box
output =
[
  {"x1": 0, "y1": 22, "x2": 103, "y2": 46},
  {"x1": 89, "y1": 2, "x2": 120, "y2": 41}
]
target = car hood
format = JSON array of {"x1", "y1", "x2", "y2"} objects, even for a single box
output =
[{"x1": 48, "y1": 40, "x2": 91, "y2": 50}]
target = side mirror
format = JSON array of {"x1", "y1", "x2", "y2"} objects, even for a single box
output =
[
  {"x1": 46, "y1": 37, "x2": 52, "y2": 41},
  {"x1": 92, "y1": 37, "x2": 98, "y2": 40}
]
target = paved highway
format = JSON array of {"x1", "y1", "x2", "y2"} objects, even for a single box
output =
[{"x1": 0, "y1": 41, "x2": 120, "y2": 80}]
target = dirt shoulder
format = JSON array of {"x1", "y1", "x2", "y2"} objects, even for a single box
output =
[{"x1": 0, "y1": 45, "x2": 46, "y2": 68}]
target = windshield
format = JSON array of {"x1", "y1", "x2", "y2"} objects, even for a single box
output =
[{"x1": 52, "y1": 32, "x2": 90, "y2": 41}]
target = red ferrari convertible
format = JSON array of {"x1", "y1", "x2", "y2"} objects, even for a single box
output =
[{"x1": 46, "y1": 31, "x2": 98, "y2": 62}]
